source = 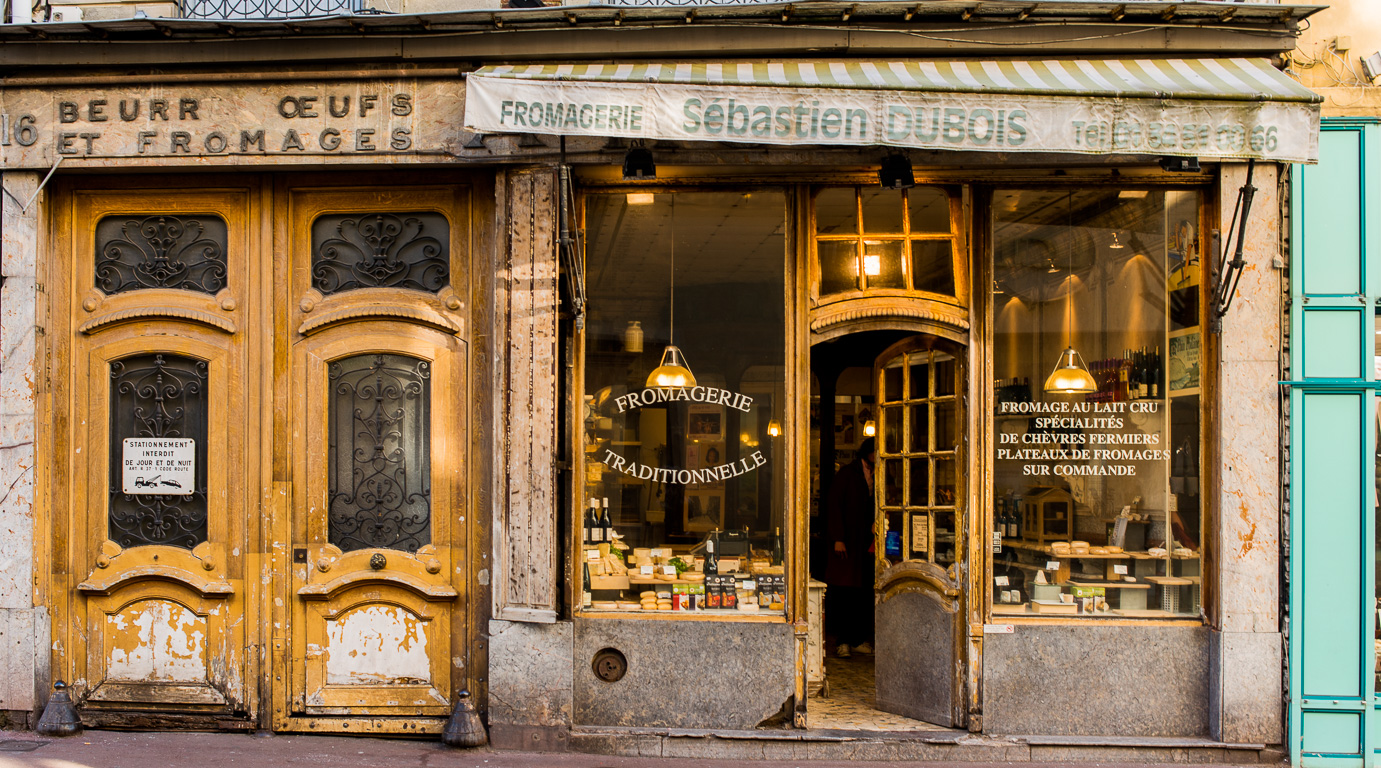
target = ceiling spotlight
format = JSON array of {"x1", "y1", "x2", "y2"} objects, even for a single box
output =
[
  {"x1": 1159, "y1": 156, "x2": 1201, "y2": 173},
  {"x1": 879, "y1": 153, "x2": 915, "y2": 190},
  {"x1": 1109, "y1": 232, "x2": 1124, "y2": 249},
  {"x1": 622, "y1": 143, "x2": 656, "y2": 180}
]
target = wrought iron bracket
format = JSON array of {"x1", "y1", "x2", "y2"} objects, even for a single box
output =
[{"x1": 1210, "y1": 159, "x2": 1256, "y2": 333}]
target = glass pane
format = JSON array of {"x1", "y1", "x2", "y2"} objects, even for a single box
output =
[
  {"x1": 328, "y1": 353, "x2": 432, "y2": 553},
  {"x1": 881, "y1": 458, "x2": 903, "y2": 507},
  {"x1": 911, "y1": 239, "x2": 956, "y2": 295},
  {"x1": 934, "y1": 356, "x2": 956, "y2": 396},
  {"x1": 992, "y1": 187, "x2": 1205, "y2": 618},
  {"x1": 96, "y1": 215, "x2": 228, "y2": 295},
  {"x1": 935, "y1": 401, "x2": 957, "y2": 451},
  {"x1": 883, "y1": 363, "x2": 903, "y2": 402},
  {"x1": 909, "y1": 359, "x2": 929, "y2": 399},
  {"x1": 108, "y1": 353, "x2": 209, "y2": 549},
  {"x1": 934, "y1": 459, "x2": 956, "y2": 507},
  {"x1": 818, "y1": 240, "x2": 858, "y2": 296},
  {"x1": 908, "y1": 458, "x2": 929, "y2": 507},
  {"x1": 883, "y1": 406, "x2": 902, "y2": 454},
  {"x1": 909, "y1": 404, "x2": 929, "y2": 452},
  {"x1": 861, "y1": 188, "x2": 904, "y2": 234},
  {"x1": 862, "y1": 240, "x2": 906, "y2": 290},
  {"x1": 908, "y1": 187, "x2": 951, "y2": 234},
  {"x1": 582, "y1": 190, "x2": 788, "y2": 615},
  {"x1": 815, "y1": 188, "x2": 857, "y2": 235},
  {"x1": 312, "y1": 212, "x2": 451, "y2": 294}
]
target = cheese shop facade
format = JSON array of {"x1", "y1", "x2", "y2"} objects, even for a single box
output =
[{"x1": 0, "y1": 1, "x2": 1318, "y2": 758}]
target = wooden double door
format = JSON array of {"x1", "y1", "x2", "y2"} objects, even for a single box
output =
[{"x1": 47, "y1": 176, "x2": 478, "y2": 732}]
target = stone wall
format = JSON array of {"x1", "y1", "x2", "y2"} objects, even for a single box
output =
[{"x1": 0, "y1": 171, "x2": 44, "y2": 720}]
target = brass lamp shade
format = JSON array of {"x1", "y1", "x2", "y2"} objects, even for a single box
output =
[
  {"x1": 1042, "y1": 347, "x2": 1098, "y2": 394},
  {"x1": 646, "y1": 345, "x2": 697, "y2": 388}
]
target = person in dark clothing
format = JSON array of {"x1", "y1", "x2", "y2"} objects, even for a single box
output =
[{"x1": 823, "y1": 437, "x2": 876, "y2": 657}]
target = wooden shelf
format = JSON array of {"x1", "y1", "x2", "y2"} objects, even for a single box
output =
[
  {"x1": 1144, "y1": 575, "x2": 1195, "y2": 586},
  {"x1": 1067, "y1": 579, "x2": 1151, "y2": 590},
  {"x1": 1001, "y1": 539, "x2": 1200, "y2": 560}
]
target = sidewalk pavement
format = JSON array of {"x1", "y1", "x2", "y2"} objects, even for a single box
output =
[{"x1": 0, "y1": 730, "x2": 1276, "y2": 768}]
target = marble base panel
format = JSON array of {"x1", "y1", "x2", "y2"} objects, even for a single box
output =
[
  {"x1": 984, "y1": 624, "x2": 1210, "y2": 737},
  {"x1": 487, "y1": 619, "x2": 573, "y2": 729},
  {"x1": 572, "y1": 617, "x2": 795, "y2": 730}
]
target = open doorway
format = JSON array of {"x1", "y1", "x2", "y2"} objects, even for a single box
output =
[{"x1": 808, "y1": 329, "x2": 966, "y2": 732}]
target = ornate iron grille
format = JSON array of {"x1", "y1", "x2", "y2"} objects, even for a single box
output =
[
  {"x1": 179, "y1": 0, "x2": 359, "y2": 20},
  {"x1": 108, "y1": 354, "x2": 209, "y2": 549},
  {"x1": 328, "y1": 353, "x2": 432, "y2": 553},
  {"x1": 311, "y1": 213, "x2": 450, "y2": 295},
  {"x1": 95, "y1": 215, "x2": 228, "y2": 295}
]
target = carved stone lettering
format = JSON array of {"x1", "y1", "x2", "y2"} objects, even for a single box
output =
[{"x1": 0, "y1": 79, "x2": 464, "y2": 167}]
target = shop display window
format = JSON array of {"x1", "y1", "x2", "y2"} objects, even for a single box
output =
[
  {"x1": 990, "y1": 188, "x2": 1204, "y2": 619},
  {"x1": 578, "y1": 190, "x2": 788, "y2": 616}
]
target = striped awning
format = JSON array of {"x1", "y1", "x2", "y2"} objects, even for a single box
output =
[
  {"x1": 465, "y1": 58, "x2": 1321, "y2": 162},
  {"x1": 474, "y1": 59, "x2": 1319, "y2": 104}
]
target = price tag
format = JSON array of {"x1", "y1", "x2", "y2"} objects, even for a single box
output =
[
  {"x1": 983, "y1": 624, "x2": 1015, "y2": 634},
  {"x1": 1046, "y1": 561, "x2": 1060, "y2": 570},
  {"x1": 1113, "y1": 564, "x2": 1129, "y2": 575},
  {"x1": 991, "y1": 530, "x2": 1003, "y2": 553},
  {"x1": 742, "y1": 580, "x2": 757, "y2": 591},
  {"x1": 586, "y1": 550, "x2": 600, "y2": 560},
  {"x1": 639, "y1": 565, "x2": 654, "y2": 577},
  {"x1": 662, "y1": 565, "x2": 677, "y2": 577},
  {"x1": 994, "y1": 575, "x2": 1010, "y2": 587}
]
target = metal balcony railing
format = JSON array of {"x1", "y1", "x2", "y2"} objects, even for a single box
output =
[{"x1": 178, "y1": 0, "x2": 362, "y2": 20}]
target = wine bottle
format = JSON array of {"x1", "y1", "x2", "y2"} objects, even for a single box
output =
[
  {"x1": 772, "y1": 527, "x2": 784, "y2": 566},
  {"x1": 582, "y1": 561, "x2": 593, "y2": 609},
  {"x1": 585, "y1": 498, "x2": 600, "y2": 544},
  {"x1": 599, "y1": 497, "x2": 613, "y2": 543},
  {"x1": 1117, "y1": 353, "x2": 1130, "y2": 402},
  {"x1": 1137, "y1": 347, "x2": 1150, "y2": 399},
  {"x1": 705, "y1": 529, "x2": 720, "y2": 575},
  {"x1": 1127, "y1": 352, "x2": 1141, "y2": 401},
  {"x1": 1151, "y1": 346, "x2": 1161, "y2": 398}
]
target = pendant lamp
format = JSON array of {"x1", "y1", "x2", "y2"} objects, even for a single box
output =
[
  {"x1": 647, "y1": 197, "x2": 697, "y2": 389},
  {"x1": 1043, "y1": 192, "x2": 1097, "y2": 395}
]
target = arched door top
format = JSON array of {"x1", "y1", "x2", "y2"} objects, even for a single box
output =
[{"x1": 809, "y1": 296, "x2": 969, "y2": 347}]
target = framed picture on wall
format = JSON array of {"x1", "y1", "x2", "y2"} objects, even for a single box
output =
[
  {"x1": 1168, "y1": 327, "x2": 1201, "y2": 397},
  {"x1": 835, "y1": 401, "x2": 858, "y2": 449},
  {"x1": 687, "y1": 404, "x2": 723, "y2": 440},
  {"x1": 684, "y1": 491, "x2": 724, "y2": 532}
]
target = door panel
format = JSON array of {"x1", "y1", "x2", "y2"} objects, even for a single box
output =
[
  {"x1": 280, "y1": 186, "x2": 470, "y2": 729},
  {"x1": 872, "y1": 337, "x2": 966, "y2": 727},
  {"x1": 62, "y1": 189, "x2": 255, "y2": 719}
]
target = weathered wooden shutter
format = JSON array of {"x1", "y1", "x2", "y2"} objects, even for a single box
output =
[{"x1": 493, "y1": 168, "x2": 560, "y2": 623}]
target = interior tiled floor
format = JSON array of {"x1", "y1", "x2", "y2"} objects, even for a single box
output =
[{"x1": 808, "y1": 653, "x2": 951, "y2": 732}]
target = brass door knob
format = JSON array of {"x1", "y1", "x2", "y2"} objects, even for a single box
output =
[{"x1": 370, "y1": 553, "x2": 387, "y2": 570}]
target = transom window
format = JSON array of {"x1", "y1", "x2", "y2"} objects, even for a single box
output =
[{"x1": 813, "y1": 186, "x2": 959, "y2": 300}]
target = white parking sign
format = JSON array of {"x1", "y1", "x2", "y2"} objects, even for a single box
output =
[{"x1": 122, "y1": 438, "x2": 195, "y2": 495}]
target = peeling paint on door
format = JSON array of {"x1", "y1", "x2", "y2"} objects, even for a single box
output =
[
  {"x1": 106, "y1": 599, "x2": 208, "y2": 683},
  {"x1": 324, "y1": 605, "x2": 430, "y2": 685}
]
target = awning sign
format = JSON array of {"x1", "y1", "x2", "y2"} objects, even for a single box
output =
[{"x1": 465, "y1": 77, "x2": 1319, "y2": 163}]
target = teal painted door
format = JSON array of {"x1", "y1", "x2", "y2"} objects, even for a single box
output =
[{"x1": 1290, "y1": 120, "x2": 1381, "y2": 767}]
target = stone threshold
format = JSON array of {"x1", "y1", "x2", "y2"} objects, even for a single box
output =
[
  {"x1": 562, "y1": 724, "x2": 1284, "y2": 763},
  {"x1": 573, "y1": 724, "x2": 968, "y2": 742},
  {"x1": 1009, "y1": 734, "x2": 1268, "y2": 750}
]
